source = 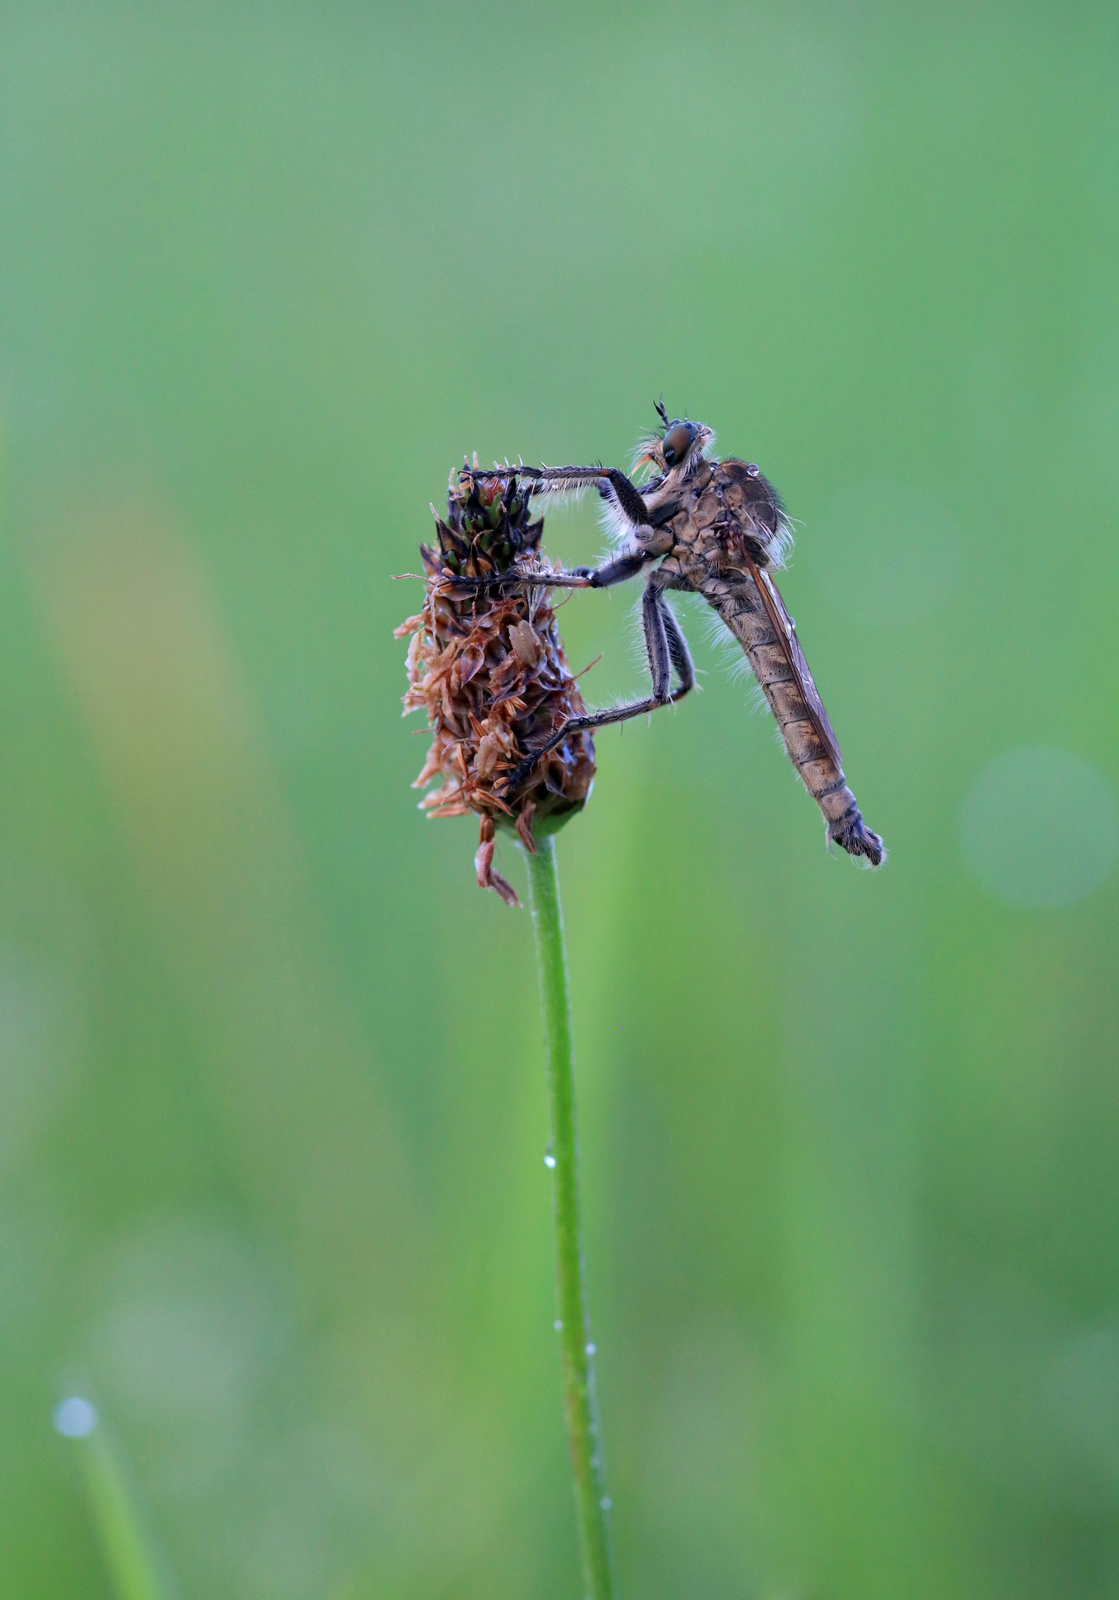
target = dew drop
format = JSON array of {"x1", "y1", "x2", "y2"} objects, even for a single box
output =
[
  {"x1": 544, "y1": 1148, "x2": 556, "y2": 1169},
  {"x1": 600, "y1": 1496, "x2": 612, "y2": 1510},
  {"x1": 746, "y1": 463, "x2": 760, "y2": 476},
  {"x1": 54, "y1": 1397, "x2": 97, "y2": 1438},
  {"x1": 585, "y1": 1342, "x2": 596, "y2": 1355},
  {"x1": 554, "y1": 1319, "x2": 563, "y2": 1331}
]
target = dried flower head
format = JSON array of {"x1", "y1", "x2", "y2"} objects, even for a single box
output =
[{"x1": 395, "y1": 464, "x2": 595, "y2": 906}]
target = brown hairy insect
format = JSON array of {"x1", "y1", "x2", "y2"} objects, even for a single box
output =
[
  {"x1": 466, "y1": 403, "x2": 885, "y2": 866},
  {"x1": 395, "y1": 466, "x2": 595, "y2": 905}
]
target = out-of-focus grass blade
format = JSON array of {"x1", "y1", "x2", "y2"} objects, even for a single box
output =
[{"x1": 54, "y1": 1398, "x2": 174, "y2": 1600}]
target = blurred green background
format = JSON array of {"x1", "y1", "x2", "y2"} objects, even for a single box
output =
[{"x1": 2, "y1": 2, "x2": 1118, "y2": 1596}]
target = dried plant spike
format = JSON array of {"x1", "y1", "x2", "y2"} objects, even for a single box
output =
[
  {"x1": 475, "y1": 816, "x2": 519, "y2": 907},
  {"x1": 396, "y1": 464, "x2": 595, "y2": 902}
]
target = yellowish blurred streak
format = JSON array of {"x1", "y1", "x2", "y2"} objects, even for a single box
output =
[{"x1": 29, "y1": 504, "x2": 409, "y2": 1254}]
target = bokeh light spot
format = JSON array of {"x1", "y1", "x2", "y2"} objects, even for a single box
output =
[
  {"x1": 53, "y1": 1396, "x2": 97, "y2": 1438},
  {"x1": 960, "y1": 746, "x2": 1119, "y2": 906}
]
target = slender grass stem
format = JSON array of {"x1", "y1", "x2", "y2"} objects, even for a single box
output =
[
  {"x1": 54, "y1": 1400, "x2": 171, "y2": 1600},
  {"x1": 523, "y1": 834, "x2": 614, "y2": 1600}
]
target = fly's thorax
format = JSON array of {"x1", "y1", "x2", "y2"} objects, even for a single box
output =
[
  {"x1": 693, "y1": 459, "x2": 792, "y2": 570},
  {"x1": 656, "y1": 537, "x2": 707, "y2": 595},
  {"x1": 641, "y1": 454, "x2": 715, "y2": 509},
  {"x1": 668, "y1": 518, "x2": 755, "y2": 592},
  {"x1": 639, "y1": 460, "x2": 713, "y2": 538},
  {"x1": 650, "y1": 483, "x2": 721, "y2": 569}
]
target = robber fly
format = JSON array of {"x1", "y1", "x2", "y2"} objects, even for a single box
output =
[{"x1": 467, "y1": 403, "x2": 885, "y2": 865}]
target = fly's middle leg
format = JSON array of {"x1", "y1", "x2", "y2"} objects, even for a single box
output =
[
  {"x1": 570, "y1": 549, "x2": 651, "y2": 588},
  {"x1": 443, "y1": 547, "x2": 652, "y2": 597},
  {"x1": 474, "y1": 463, "x2": 649, "y2": 526}
]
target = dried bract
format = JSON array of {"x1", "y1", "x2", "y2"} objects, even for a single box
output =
[{"x1": 395, "y1": 467, "x2": 595, "y2": 905}]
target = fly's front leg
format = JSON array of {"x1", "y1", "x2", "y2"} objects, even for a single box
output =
[
  {"x1": 497, "y1": 575, "x2": 694, "y2": 798},
  {"x1": 440, "y1": 569, "x2": 592, "y2": 593},
  {"x1": 474, "y1": 463, "x2": 675, "y2": 547}
]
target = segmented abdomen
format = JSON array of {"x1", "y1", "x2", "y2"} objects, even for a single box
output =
[{"x1": 710, "y1": 576, "x2": 885, "y2": 866}]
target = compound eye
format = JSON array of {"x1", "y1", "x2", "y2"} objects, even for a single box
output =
[{"x1": 663, "y1": 422, "x2": 697, "y2": 467}]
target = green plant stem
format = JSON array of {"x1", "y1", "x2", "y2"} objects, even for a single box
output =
[
  {"x1": 524, "y1": 834, "x2": 614, "y2": 1600},
  {"x1": 76, "y1": 1427, "x2": 171, "y2": 1600}
]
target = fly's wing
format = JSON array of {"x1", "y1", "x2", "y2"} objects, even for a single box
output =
[{"x1": 746, "y1": 560, "x2": 844, "y2": 771}]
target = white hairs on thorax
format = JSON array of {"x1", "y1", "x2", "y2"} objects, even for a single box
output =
[
  {"x1": 765, "y1": 513, "x2": 796, "y2": 571},
  {"x1": 598, "y1": 492, "x2": 639, "y2": 548}
]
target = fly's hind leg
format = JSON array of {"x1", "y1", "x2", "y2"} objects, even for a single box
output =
[
  {"x1": 661, "y1": 597, "x2": 696, "y2": 698},
  {"x1": 498, "y1": 576, "x2": 694, "y2": 798},
  {"x1": 628, "y1": 577, "x2": 695, "y2": 703},
  {"x1": 642, "y1": 576, "x2": 675, "y2": 703}
]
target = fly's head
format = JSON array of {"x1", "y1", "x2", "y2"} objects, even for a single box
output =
[{"x1": 634, "y1": 401, "x2": 714, "y2": 484}]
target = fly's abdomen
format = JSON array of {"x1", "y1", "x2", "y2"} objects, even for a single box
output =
[{"x1": 711, "y1": 581, "x2": 886, "y2": 866}]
